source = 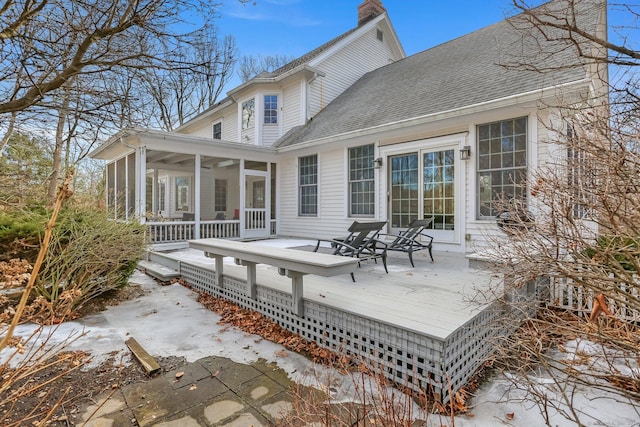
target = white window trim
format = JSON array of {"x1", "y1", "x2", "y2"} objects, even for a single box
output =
[
  {"x1": 345, "y1": 144, "x2": 376, "y2": 218},
  {"x1": 297, "y1": 154, "x2": 319, "y2": 217},
  {"x1": 467, "y1": 111, "x2": 538, "y2": 225},
  {"x1": 263, "y1": 94, "x2": 279, "y2": 126}
]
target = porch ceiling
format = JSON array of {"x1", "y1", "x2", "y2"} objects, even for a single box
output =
[{"x1": 145, "y1": 151, "x2": 241, "y2": 171}]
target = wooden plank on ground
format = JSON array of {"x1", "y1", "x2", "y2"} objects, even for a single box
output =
[{"x1": 125, "y1": 337, "x2": 160, "y2": 375}]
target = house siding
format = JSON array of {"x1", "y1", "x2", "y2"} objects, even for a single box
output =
[
  {"x1": 308, "y1": 26, "x2": 397, "y2": 119},
  {"x1": 178, "y1": 104, "x2": 239, "y2": 143},
  {"x1": 222, "y1": 111, "x2": 238, "y2": 142},
  {"x1": 262, "y1": 124, "x2": 280, "y2": 146},
  {"x1": 282, "y1": 80, "x2": 303, "y2": 132},
  {"x1": 278, "y1": 148, "x2": 359, "y2": 239}
]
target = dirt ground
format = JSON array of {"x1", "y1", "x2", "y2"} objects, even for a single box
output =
[{"x1": 0, "y1": 284, "x2": 188, "y2": 427}]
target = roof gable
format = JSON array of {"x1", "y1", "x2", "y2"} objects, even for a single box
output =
[
  {"x1": 176, "y1": 13, "x2": 403, "y2": 133},
  {"x1": 276, "y1": 0, "x2": 601, "y2": 148}
]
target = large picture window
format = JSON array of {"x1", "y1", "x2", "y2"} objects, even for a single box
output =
[
  {"x1": 264, "y1": 95, "x2": 278, "y2": 124},
  {"x1": 349, "y1": 144, "x2": 374, "y2": 217},
  {"x1": 477, "y1": 117, "x2": 527, "y2": 218},
  {"x1": 299, "y1": 155, "x2": 318, "y2": 216}
]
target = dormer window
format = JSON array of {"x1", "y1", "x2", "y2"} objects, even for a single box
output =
[
  {"x1": 264, "y1": 95, "x2": 278, "y2": 125},
  {"x1": 242, "y1": 98, "x2": 255, "y2": 130},
  {"x1": 377, "y1": 29, "x2": 383, "y2": 42}
]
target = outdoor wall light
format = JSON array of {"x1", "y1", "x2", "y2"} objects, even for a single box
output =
[
  {"x1": 459, "y1": 146, "x2": 471, "y2": 160},
  {"x1": 373, "y1": 157, "x2": 383, "y2": 168}
]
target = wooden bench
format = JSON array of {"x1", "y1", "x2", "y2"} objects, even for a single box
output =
[{"x1": 188, "y1": 238, "x2": 359, "y2": 316}]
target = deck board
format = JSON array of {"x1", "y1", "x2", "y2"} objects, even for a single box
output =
[{"x1": 163, "y1": 241, "x2": 497, "y2": 340}]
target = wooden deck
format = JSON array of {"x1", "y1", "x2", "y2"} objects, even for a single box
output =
[
  {"x1": 171, "y1": 240, "x2": 496, "y2": 339},
  {"x1": 147, "y1": 238, "x2": 511, "y2": 403}
]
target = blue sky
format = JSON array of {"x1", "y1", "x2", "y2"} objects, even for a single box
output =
[
  {"x1": 215, "y1": 0, "x2": 518, "y2": 59},
  {"x1": 207, "y1": 0, "x2": 635, "y2": 92},
  {"x1": 209, "y1": 0, "x2": 523, "y2": 91}
]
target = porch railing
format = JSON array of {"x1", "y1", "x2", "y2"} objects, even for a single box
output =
[
  {"x1": 147, "y1": 220, "x2": 240, "y2": 243},
  {"x1": 548, "y1": 274, "x2": 640, "y2": 322},
  {"x1": 245, "y1": 208, "x2": 266, "y2": 230},
  {"x1": 200, "y1": 220, "x2": 240, "y2": 239}
]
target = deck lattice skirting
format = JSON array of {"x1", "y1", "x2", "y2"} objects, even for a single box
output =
[{"x1": 150, "y1": 251, "x2": 520, "y2": 404}]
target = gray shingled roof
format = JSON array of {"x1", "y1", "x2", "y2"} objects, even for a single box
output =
[{"x1": 277, "y1": 0, "x2": 598, "y2": 148}]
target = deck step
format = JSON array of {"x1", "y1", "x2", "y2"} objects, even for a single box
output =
[{"x1": 138, "y1": 260, "x2": 180, "y2": 282}]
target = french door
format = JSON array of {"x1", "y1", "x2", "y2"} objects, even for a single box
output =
[{"x1": 389, "y1": 146, "x2": 459, "y2": 243}]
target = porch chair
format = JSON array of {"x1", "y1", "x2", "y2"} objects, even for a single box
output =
[
  {"x1": 381, "y1": 217, "x2": 434, "y2": 267},
  {"x1": 313, "y1": 221, "x2": 388, "y2": 282}
]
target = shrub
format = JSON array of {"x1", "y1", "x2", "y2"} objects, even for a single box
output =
[
  {"x1": 36, "y1": 207, "x2": 147, "y2": 313},
  {"x1": 0, "y1": 208, "x2": 47, "y2": 262},
  {"x1": 583, "y1": 235, "x2": 640, "y2": 273}
]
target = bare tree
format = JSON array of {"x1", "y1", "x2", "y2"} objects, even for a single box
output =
[
  {"x1": 137, "y1": 25, "x2": 237, "y2": 131},
  {"x1": 237, "y1": 53, "x2": 295, "y2": 82},
  {"x1": 481, "y1": 1, "x2": 640, "y2": 425},
  {"x1": 0, "y1": 0, "x2": 244, "y2": 202}
]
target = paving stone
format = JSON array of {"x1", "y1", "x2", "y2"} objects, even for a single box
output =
[
  {"x1": 79, "y1": 393, "x2": 127, "y2": 422},
  {"x1": 81, "y1": 418, "x2": 115, "y2": 427},
  {"x1": 258, "y1": 391, "x2": 295, "y2": 421},
  {"x1": 153, "y1": 414, "x2": 203, "y2": 426},
  {"x1": 221, "y1": 412, "x2": 265, "y2": 427},
  {"x1": 80, "y1": 405, "x2": 137, "y2": 427},
  {"x1": 173, "y1": 376, "x2": 228, "y2": 407},
  {"x1": 203, "y1": 396, "x2": 245, "y2": 424},
  {"x1": 103, "y1": 357, "x2": 302, "y2": 427},
  {"x1": 166, "y1": 361, "x2": 212, "y2": 390},
  {"x1": 251, "y1": 358, "x2": 293, "y2": 388},
  {"x1": 235, "y1": 374, "x2": 287, "y2": 405},
  {"x1": 197, "y1": 356, "x2": 239, "y2": 376},
  {"x1": 123, "y1": 380, "x2": 182, "y2": 426},
  {"x1": 215, "y1": 364, "x2": 262, "y2": 391}
]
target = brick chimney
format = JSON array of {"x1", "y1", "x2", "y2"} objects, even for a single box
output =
[{"x1": 357, "y1": 0, "x2": 386, "y2": 26}]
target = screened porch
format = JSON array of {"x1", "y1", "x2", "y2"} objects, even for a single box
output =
[{"x1": 103, "y1": 137, "x2": 277, "y2": 243}]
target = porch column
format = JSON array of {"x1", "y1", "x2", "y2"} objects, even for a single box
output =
[
  {"x1": 266, "y1": 162, "x2": 272, "y2": 235},
  {"x1": 239, "y1": 159, "x2": 245, "y2": 239},
  {"x1": 124, "y1": 154, "x2": 130, "y2": 220},
  {"x1": 138, "y1": 147, "x2": 146, "y2": 222},
  {"x1": 152, "y1": 168, "x2": 159, "y2": 216},
  {"x1": 194, "y1": 154, "x2": 201, "y2": 239}
]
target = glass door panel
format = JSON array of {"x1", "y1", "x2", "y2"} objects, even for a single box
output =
[
  {"x1": 423, "y1": 149, "x2": 455, "y2": 231},
  {"x1": 389, "y1": 153, "x2": 419, "y2": 231}
]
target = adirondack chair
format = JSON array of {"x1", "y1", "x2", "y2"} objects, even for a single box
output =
[
  {"x1": 381, "y1": 218, "x2": 434, "y2": 267},
  {"x1": 313, "y1": 221, "x2": 388, "y2": 281}
]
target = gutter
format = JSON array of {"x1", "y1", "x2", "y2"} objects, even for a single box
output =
[{"x1": 227, "y1": 65, "x2": 326, "y2": 97}]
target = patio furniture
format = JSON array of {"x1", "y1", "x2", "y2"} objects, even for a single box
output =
[
  {"x1": 314, "y1": 221, "x2": 388, "y2": 281},
  {"x1": 381, "y1": 217, "x2": 434, "y2": 267}
]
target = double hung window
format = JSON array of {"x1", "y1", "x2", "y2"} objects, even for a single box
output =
[
  {"x1": 299, "y1": 155, "x2": 318, "y2": 216},
  {"x1": 477, "y1": 117, "x2": 527, "y2": 218}
]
